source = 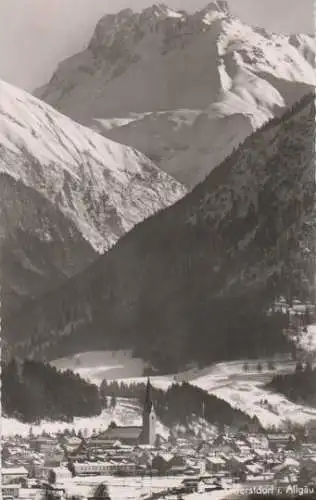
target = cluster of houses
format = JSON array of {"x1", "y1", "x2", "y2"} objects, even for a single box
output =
[
  {"x1": 3, "y1": 380, "x2": 316, "y2": 499},
  {"x1": 3, "y1": 420, "x2": 316, "y2": 499}
]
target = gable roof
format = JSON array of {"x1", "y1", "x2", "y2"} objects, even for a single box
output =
[{"x1": 97, "y1": 426, "x2": 142, "y2": 441}]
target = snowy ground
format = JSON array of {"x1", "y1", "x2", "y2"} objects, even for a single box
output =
[
  {"x1": 298, "y1": 324, "x2": 316, "y2": 353},
  {"x1": 4, "y1": 326, "x2": 316, "y2": 436},
  {"x1": 185, "y1": 491, "x2": 239, "y2": 500},
  {"x1": 190, "y1": 359, "x2": 316, "y2": 429},
  {"x1": 57, "y1": 477, "x2": 239, "y2": 500},
  {"x1": 2, "y1": 397, "x2": 169, "y2": 439},
  {"x1": 19, "y1": 481, "x2": 239, "y2": 500},
  {"x1": 51, "y1": 343, "x2": 316, "y2": 430},
  {"x1": 51, "y1": 350, "x2": 146, "y2": 385},
  {"x1": 56, "y1": 475, "x2": 186, "y2": 500}
]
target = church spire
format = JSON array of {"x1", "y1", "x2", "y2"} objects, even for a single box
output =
[
  {"x1": 144, "y1": 378, "x2": 153, "y2": 413},
  {"x1": 141, "y1": 378, "x2": 156, "y2": 445}
]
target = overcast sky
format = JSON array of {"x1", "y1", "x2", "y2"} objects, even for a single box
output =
[{"x1": 0, "y1": 0, "x2": 314, "y2": 91}]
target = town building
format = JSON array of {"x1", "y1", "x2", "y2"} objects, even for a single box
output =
[{"x1": 2, "y1": 467, "x2": 29, "y2": 485}]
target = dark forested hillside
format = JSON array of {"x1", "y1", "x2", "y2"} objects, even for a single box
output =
[
  {"x1": 2, "y1": 359, "x2": 102, "y2": 423},
  {"x1": 100, "y1": 380, "x2": 262, "y2": 431},
  {"x1": 4, "y1": 94, "x2": 315, "y2": 371},
  {"x1": 268, "y1": 362, "x2": 316, "y2": 407}
]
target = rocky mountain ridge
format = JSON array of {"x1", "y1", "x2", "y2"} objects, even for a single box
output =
[
  {"x1": 36, "y1": 2, "x2": 316, "y2": 187},
  {"x1": 0, "y1": 79, "x2": 186, "y2": 313}
]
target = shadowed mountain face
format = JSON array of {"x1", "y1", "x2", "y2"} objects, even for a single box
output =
[
  {"x1": 35, "y1": 3, "x2": 316, "y2": 187},
  {"x1": 0, "y1": 79, "x2": 186, "y2": 314},
  {"x1": 0, "y1": 173, "x2": 96, "y2": 313},
  {"x1": 4, "y1": 94, "x2": 315, "y2": 371}
]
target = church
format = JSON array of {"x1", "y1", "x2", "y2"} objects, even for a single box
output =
[{"x1": 94, "y1": 379, "x2": 157, "y2": 446}]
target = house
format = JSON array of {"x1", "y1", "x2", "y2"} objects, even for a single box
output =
[
  {"x1": 30, "y1": 437, "x2": 57, "y2": 454},
  {"x1": 272, "y1": 457, "x2": 300, "y2": 474},
  {"x1": 245, "y1": 434, "x2": 270, "y2": 450},
  {"x1": 95, "y1": 426, "x2": 143, "y2": 446},
  {"x1": 206, "y1": 456, "x2": 227, "y2": 474},
  {"x1": 168, "y1": 454, "x2": 187, "y2": 469},
  {"x1": 212, "y1": 436, "x2": 236, "y2": 456},
  {"x1": 2, "y1": 467, "x2": 28, "y2": 485},
  {"x1": 44, "y1": 445, "x2": 65, "y2": 468},
  {"x1": 133, "y1": 448, "x2": 153, "y2": 468},
  {"x1": 63, "y1": 436, "x2": 82, "y2": 450},
  {"x1": 246, "y1": 464, "x2": 264, "y2": 476},
  {"x1": 110, "y1": 459, "x2": 137, "y2": 476},
  {"x1": 253, "y1": 448, "x2": 273, "y2": 461},
  {"x1": 1, "y1": 484, "x2": 20, "y2": 499},
  {"x1": 67, "y1": 439, "x2": 90, "y2": 462},
  {"x1": 267, "y1": 434, "x2": 291, "y2": 451},
  {"x1": 73, "y1": 461, "x2": 115, "y2": 476},
  {"x1": 227, "y1": 455, "x2": 254, "y2": 476},
  {"x1": 166, "y1": 456, "x2": 188, "y2": 476},
  {"x1": 245, "y1": 473, "x2": 275, "y2": 488},
  {"x1": 272, "y1": 458, "x2": 299, "y2": 487},
  {"x1": 87, "y1": 436, "x2": 122, "y2": 453},
  {"x1": 197, "y1": 441, "x2": 213, "y2": 456},
  {"x1": 152, "y1": 454, "x2": 170, "y2": 475}
]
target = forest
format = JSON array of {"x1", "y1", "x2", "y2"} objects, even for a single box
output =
[
  {"x1": 100, "y1": 379, "x2": 262, "y2": 431},
  {"x1": 2, "y1": 358, "x2": 102, "y2": 423},
  {"x1": 267, "y1": 361, "x2": 316, "y2": 407}
]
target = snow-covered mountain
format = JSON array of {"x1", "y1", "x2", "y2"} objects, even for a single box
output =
[
  {"x1": 35, "y1": 2, "x2": 316, "y2": 187},
  {"x1": 5, "y1": 94, "x2": 314, "y2": 367},
  {"x1": 0, "y1": 79, "x2": 186, "y2": 314}
]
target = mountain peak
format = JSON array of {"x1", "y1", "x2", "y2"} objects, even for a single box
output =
[
  {"x1": 140, "y1": 3, "x2": 184, "y2": 22},
  {"x1": 200, "y1": 1, "x2": 231, "y2": 15},
  {"x1": 142, "y1": 3, "x2": 169, "y2": 16}
]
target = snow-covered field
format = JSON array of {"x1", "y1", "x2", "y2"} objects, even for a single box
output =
[
  {"x1": 51, "y1": 350, "x2": 147, "y2": 385},
  {"x1": 4, "y1": 324, "x2": 316, "y2": 436},
  {"x1": 186, "y1": 491, "x2": 239, "y2": 500},
  {"x1": 191, "y1": 359, "x2": 316, "y2": 428},
  {"x1": 51, "y1": 338, "x2": 316, "y2": 430},
  {"x1": 59, "y1": 478, "x2": 240, "y2": 500},
  {"x1": 19, "y1": 482, "x2": 237, "y2": 500},
  {"x1": 2, "y1": 396, "x2": 169, "y2": 439},
  {"x1": 56, "y1": 475, "x2": 186, "y2": 500},
  {"x1": 298, "y1": 324, "x2": 316, "y2": 353}
]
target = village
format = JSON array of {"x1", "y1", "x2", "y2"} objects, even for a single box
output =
[
  {"x1": 3, "y1": 380, "x2": 316, "y2": 500},
  {"x1": 3, "y1": 299, "x2": 316, "y2": 500}
]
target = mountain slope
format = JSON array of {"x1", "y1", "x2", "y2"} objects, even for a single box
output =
[
  {"x1": 35, "y1": 2, "x2": 316, "y2": 187},
  {"x1": 4, "y1": 94, "x2": 315, "y2": 368},
  {"x1": 0, "y1": 80, "x2": 186, "y2": 313}
]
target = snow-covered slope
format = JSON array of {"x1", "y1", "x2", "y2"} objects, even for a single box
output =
[
  {"x1": 51, "y1": 350, "x2": 147, "y2": 385},
  {"x1": 2, "y1": 397, "x2": 169, "y2": 439},
  {"x1": 0, "y1": 80, "x2": 186, "y2": 314},
  {"x1": 49, "y1": 349, "x2": 316, "y2": 430},
  {"x1": 35, "y1": 2, "x2": 316, "y2": 187}
]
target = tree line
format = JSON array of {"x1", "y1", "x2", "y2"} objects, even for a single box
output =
[
  {"x1": 2, "y1": 359, "x2": 102, "y2": 423},
  {"x1": 267, "y1": 360, "x2": 316, "y2": 406},
  {"x1": 100, "y1": 379, "x2": 262, "y2": 431}
]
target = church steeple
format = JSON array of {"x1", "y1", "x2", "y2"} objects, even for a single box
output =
[
  {"x1": 144, "y1": 378, "x2": 153, "y2": 413},
  {"x1": 141, "y1": 378, "x2": 156, "y2": 446}
]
